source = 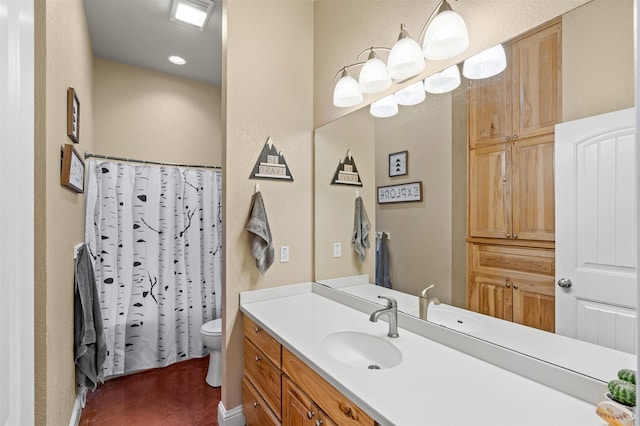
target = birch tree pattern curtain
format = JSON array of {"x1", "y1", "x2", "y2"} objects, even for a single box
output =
[{"x1": 85, "y1": 160, "x2": 222, "y2": 377}]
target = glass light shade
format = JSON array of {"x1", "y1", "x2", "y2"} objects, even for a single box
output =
[
  {"x1": 462, "y1": 44, "x2": 507, "y2": 80},
  {"x1": 424, "y1": 64, "x2": 461, "y2": 94},
  {"x1": 333, "y1": 74, "x2": 363, "y2": 107},
  {"x1": 370, "y1": 95, "x2": 398, "y2": 118},
  {"x1": 387, "y1": 38, "x2": 426, "y2": 81},
  {"x1": 394, "y1": 81, "x2": 426, "y2": 106},
  {"x1": 423, "y1": 11, "x2": 469, "y2": 60},
  {"x1": 359, "y1": 57, "x2": 392, "y2": 94}
]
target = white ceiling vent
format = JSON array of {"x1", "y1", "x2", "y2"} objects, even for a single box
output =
[{"x1": 170, "y1": 0, "x2": 215, "y2": 31}]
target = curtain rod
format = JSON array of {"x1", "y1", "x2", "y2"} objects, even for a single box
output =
[{"x1": 84, "y1": 151, "x2": 221, "y2": 170}]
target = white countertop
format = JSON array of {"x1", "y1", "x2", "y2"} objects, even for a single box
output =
[{"x1": 241, "y1": 287, "x2": 606, "y2": 426}]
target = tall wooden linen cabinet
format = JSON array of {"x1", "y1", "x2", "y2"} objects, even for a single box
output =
[{"x1": 466, "y1": 20, "x2": 561, "y2": 332}]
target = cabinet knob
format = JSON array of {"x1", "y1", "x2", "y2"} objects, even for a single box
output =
[
  {"x1": 315, "y1": 420, "x2": 324, "y2": 426},
  {"x1": 513, "y1": 134, "x2": 518, "y2": 139},
  {"x1": 307, "y1": 410, "x2": 316, "y2": 419},
  {"x1": 506, "y1": 136, "x2": 511, "y2": 141},
  {"x1": 513, "y1": 234, "x2": 518, "y2": 239},
  {"x1": 506, "y1": 282, "x2": 511, "y2": 288},
  {"x1": 254, "y1": 326, "x2": 260, "y2": 333},
  {"x1": 506, "y1": 233, "x2": 511, "y2": 238},
  {"x1": 252, "y1": 401, "x2": 259, "y2": 408},
  {"x1": 513, "y1": 284, "x2": 518, "y2": 290},
  {"x1": 255, "y1": 355, "x2": 261, "y2": 362}
]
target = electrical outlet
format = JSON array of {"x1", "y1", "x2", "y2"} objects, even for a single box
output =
[
  {"x1": 280, "y1": 246, "x2": 289, "y2": 263},
  {"x1": 333, "y1": 242, "x2": 341, "y2": 258}
]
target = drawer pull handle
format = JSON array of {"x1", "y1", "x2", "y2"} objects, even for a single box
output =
[
  {"x1": 255, "y1": 355, "x2": 261, "y2": 362},
  {"x1": 253, "y1": 401, "x2": 259, "y2": 408},
  {"x1": 307, "y1": 410, "x2": 315, "y2": 419},
  {"x1": 315, "y1": 420, "x2": 324, "y2": 426},
  {"x1": 254, "y1": 326, "x2": 260, "y2": 333}
]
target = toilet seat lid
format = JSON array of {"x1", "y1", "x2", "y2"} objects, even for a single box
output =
[{"x1": 202, "y1": 318, "x2": 222, "y2": 335}]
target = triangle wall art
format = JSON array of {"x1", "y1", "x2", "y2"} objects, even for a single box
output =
[
  {"x1": 331, "y1": 149, "x2": 362, "y2": 186},
  {"x1": 249, "y1": 137, "x2": 293, "y2": 181}
]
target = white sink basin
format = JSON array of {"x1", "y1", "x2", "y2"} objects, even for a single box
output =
[
  {"x1": 427, "y1": 306, "x2": 485, "y2": 333},
  {"x1": 322, "y1": 331, "x2": 402, "y2": 369}
]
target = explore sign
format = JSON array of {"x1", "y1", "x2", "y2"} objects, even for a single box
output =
[{"x1": 377, "y1": 182, "x2": 423, "y2": 204}]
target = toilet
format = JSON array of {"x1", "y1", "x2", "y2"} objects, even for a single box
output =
[{"x1": 201, "y1": 318, "x2": 222, "y2": 387}]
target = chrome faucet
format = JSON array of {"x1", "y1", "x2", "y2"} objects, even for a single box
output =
[
  {"x1": 419, "y1": 284, "x2": 441, "y2": 320},
  {"x1": 369, "y1": 295, "x2": 399, "y2": 338}
]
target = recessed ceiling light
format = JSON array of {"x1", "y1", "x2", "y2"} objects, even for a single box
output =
[
  {"x1": 170, "y1": 0, "x2": 214, "y2": 31},
  {"x1": 168, "y1": 55, "x2": 187, "y2": 65}
]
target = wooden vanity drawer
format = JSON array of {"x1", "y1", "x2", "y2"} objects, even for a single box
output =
[
  {"x1": 282, "y1": 347, "x2": 374, "y2": 426},
  {"x1": 244, "y1": 338, "x2": 282, "y2": 419},
  {"x1": 243, "y1": 376, "x2": 281, "y2": 426},
  {"x1": 244, "y1": 315, "x2": 281, "y2": 368},
  {"x1": 471, "y1": 244, "x2": 555, "y2": 277}
]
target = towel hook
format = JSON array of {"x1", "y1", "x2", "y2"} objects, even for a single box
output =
[
  {"x1": 255, "y1": 183, "x2": 261, "y2": 193},
  {"x1": 355, "y1": 189, "x2": 360, "y2": 198}
]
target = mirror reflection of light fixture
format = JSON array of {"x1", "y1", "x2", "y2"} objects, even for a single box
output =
[
  {"x1": 424, "y1": 64, "x2": 461, "y2": 94},
  {"x1": 421, "y1": 0, "x2": 469, "y2": 60},
  {"x1": 333, "y1": 67, "x2": 364, "y2": 107},
  {"x1": 394, "y1": 81, "x2": 426, "y2": 106},
  {"x1": 387, "y1": 24, "x2": 426, "y2": 81},
  {"x1": 370, "y1": 94, "x2": 399, "y2": 118},
  {"x1": 359, "y1": 48, "x2": 393, "y2": 94},
  {"x1": 462, "y1": 44, "x2": 507, "y2": 79}
]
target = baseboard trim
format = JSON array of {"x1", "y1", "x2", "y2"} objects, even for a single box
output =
[
  {"x1": 217, "y1": 401, "x2": 245, "y2": 426},
  {"x1": 69, "y1": 392, "x2": 84, "y2": 426}
]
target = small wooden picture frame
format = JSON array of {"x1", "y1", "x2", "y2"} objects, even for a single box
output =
[
  {"x1": 389, "y1": 150, "x2": 408, "y2": 177},
  {"x1": 61, "y1": 144, "x2": 85, "y2": 193},
  {"x1": 67, "y1": 87, "x2": 80, "y2": 143}
]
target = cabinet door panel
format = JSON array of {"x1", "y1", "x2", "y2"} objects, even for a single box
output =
[
  {"x1": 511, "y1": 22, "x2": 561, "y2": 139},
  {"x1": 283, "y1": 377, "x2": 316, "y2": 426},
  {"x1": 468, "y1": 57, "x2": 512, "y2": 148},
  {"x1": 511, "y1": 135, "x2": 555, "y2": 241},
  {"x1": 469, "y1": 144, "x2": 511, "y2": 238},
  {"x1": 468, "y1": 275, "x2": 512, "y2": 321},
  {"x1": 513, "y1": 278, "x2": 555, "y2": 332}
]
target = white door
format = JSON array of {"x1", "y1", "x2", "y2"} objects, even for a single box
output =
[{"x1": 555, "y1": 108, "x2": 637, "y2": 354}]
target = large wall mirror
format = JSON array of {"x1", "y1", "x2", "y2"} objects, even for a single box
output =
[{"x1": 314, "y1": 0, "x2": 636, "y2": 383}]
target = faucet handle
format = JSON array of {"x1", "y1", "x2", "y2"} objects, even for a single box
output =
[
  {"x1": 377, "y1": 295, "x2": 397, "y2": 309},
  {"x1": 420, "y1": 284, "x2": 435, "y2": 299}
]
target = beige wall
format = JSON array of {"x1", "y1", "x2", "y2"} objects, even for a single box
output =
[
  {"x1": 222, "y1": 0, "x2": 314, "y2": 411},
  {"x1": 93, "y1": 58, "x2": 222, "y2": 165},
  {"x1": 314, "y1": 108, "x2": 376, "y2": 281},
  {"x1": 313, "y1": 0, "x2": 592, "y2": 128},
  {"x1": 35, "y1": 0, "x2": 95, "y2": 424},
  {"x1": 562, "y1": 0, "x2": 635, "y2": 122}
]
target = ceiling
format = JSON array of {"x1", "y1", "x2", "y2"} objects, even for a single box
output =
[{"x1": 83, "y1": 0, "x2": 223, "y2": 86}]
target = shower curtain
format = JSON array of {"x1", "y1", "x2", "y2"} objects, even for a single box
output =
[{"x1": 84, "y1": 160, "x2": 222, "y2": 377}]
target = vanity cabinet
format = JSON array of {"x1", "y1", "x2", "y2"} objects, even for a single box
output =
[
  {"x1": 243, "y1": 315, "x2": 375, "y2": 426},
  {"x1": 469, "y1": 134, "x2": 555, "y2": 241},
  {"x1": 468, "y1": 20, "x2": 561, "y2": 149},
  {"x1": 467, "y1": 244, "x2": 555, "y2": 332}
]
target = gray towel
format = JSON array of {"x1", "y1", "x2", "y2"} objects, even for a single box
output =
[
  {"x1": 246, "y1": 191, "x2": 275, "y2": 274},
  {"x1": 352, "y1": 196, "x2": 371, "y2": 262},
  {"x1": 376, "y1": 233, "x2": 392, "y2": 288},
  {"x1": 74, "y1": 243, "x2": 107, "y2": 391}
]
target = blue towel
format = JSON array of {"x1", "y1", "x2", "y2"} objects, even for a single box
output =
[
  {"x1": 376, "y1": 233, "x2": 392, "y2": 288},
  {"x1": 74, "y1": 243, "x2": 107, "y2": 391},
  {"x1": 352, "y1": 196, "x2": 371, "y2": 262}
]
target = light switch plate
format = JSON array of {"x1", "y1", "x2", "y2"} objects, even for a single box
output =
[
  {"x1": 333, "y1": 242, "x2": 341, "y2": 258},
  {"x1": 280, "y1": 246, "x2": 289, "y2": 263}
]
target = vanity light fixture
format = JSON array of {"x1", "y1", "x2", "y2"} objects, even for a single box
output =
[
  {"x1": 370, "y1": 94, "x2": 399, "y2": 118},
  {"x1": 333, "y1": 66, "x2": 364, "y2": 108},
  {"x1": 462, "y1": 44, "x2": 507, "y2": 79},
  {"x1": 421, "y1": 0, "x2": 469, "y2": 60},
  {"x1": 387, "y1": 24, "x2": 426, "y2": 81},
  {"x1": 358, "y1": 47, "x2": 393, "y2": 94},
  {"x1": 394, "y1": 81, "x2": 426, "y2": 106},
  {"x1": 170, "y1": 0, "x2": 214, "y2": 31},
  {"x1": 424, "y1": 64, "x2": 461, "y2": 94},
  {"x1": 168, "y1": 55, "x2": 187, "y2": 65}
]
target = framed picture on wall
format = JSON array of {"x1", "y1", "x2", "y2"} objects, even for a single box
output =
[
  {"x1": 67, "y1": 87, "x2": 80, "y2": 143},
  {"x1": 61, "y1": 144, "x2": 85, "y2": 193},
  {"x1": 389, "y1": 150, "x2": 408, "y2": 177}
]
